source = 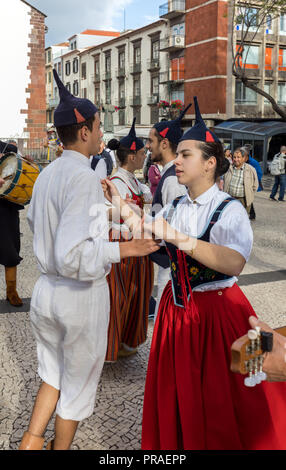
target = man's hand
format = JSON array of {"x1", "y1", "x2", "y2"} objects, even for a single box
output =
[
  {"x1": 120, "y1": 236, "x2": 160, "y2": 259},
  {"x1": 249, "y1": 316, "x2": 286, "y2": 382},
  {"x1": 101, "y1": 178, "x2": 120, "y2": 204}
]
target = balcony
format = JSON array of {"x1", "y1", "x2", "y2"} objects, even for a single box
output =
[
  {"x1": 116, "y1": 97, "x2": 126, "y2": 108},
  {"x1": 147, "y1": 59, "x2": 160, "y2": 71},
  {"x1": 103, "y1": 71, "x2": 111, "y2": 81},
  {"x1": 130, "y1": 62, "x2": 142, "y2": 74},
  {"x1": 160, "y1": 34, "x2": 185, "y2": 52},
  {"x1": 147, "y1": 94, "x2": 159, "y2": 105},
  {"x1": 116, "y1": 67, "x2": 126, "y2": 78},
  {"x1": 131, "y1": 95, "x2": 141, "y2": 106},
  {"x1": 92, "y1": 73, "x2": 101, "y2": 83},
  {"x1": 159, "y1": 68, "x2": 185, "y2": 83},
  {"x1": 159, "y1": 0, "x2": 185, "y2": 19}
]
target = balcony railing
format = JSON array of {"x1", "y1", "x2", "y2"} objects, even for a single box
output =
[
  {"x1": 147, "y1": 59, "x2": 160, "y2": 70},
  {"x1": 92, "y1": 73, "x2": 101, "y2": 82},
  {"x1": 131, "y1": 95, "x2": 141, "y2": 106},
  {"x1": 130, "y1": 62, "x2": 142, "y2": 74},
  {"x1": 159, "y1": 0, "x2": 185, "y2": 19},
  {"x1": 103, "y1": 71, "x2": 112, "y2": 81},
  {"x1": 160, "y1": 34, "x2": 185, "y2": 51},
  {"x1": 116, "y1": 67, "x2": 126, "y2": 78},
  {"x1": 159, "y1": 68, "x2": 185, "y2": 83}
]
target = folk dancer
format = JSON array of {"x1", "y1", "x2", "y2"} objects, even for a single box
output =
[
  {"x1": 104, "y1": 119, "x2": 153, "y2": 360},
  {"x1": 19, "y1": 70, "x2": 159, "y2": 450},
  {"x1": 141, "y1": 97, "x2": 286, "y2": 450}
]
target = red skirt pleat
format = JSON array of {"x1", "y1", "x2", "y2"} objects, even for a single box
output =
[
  {"x1": 105, "y1": 231, "x2": 154, "y2": 362},
  {"x1": 142, "y1": 281, "x2": 286, "y2": 450}
]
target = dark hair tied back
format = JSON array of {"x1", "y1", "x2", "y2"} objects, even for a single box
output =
[
  {"x1": 198, "y1": 142, "x2": 230, "y2": 180},
  {"x1": 107, "y1": 139, "x2": 120, "y2": 151}
]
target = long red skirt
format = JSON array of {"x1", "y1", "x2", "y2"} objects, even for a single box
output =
[
  {"x1": 106, "y1": 231, "x2": 154, "y2": 362},
  {"x1": 142, "y1": 282, "x2": 286, "y2": 450}
]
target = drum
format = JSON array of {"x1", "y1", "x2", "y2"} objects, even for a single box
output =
[{"x1": 0, "y1": 152, "x2": 41, "y2": 205}]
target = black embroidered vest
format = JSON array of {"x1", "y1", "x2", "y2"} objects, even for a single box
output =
[{"x1": 165, "y1": 195, "x2": 236, "y2": 308}]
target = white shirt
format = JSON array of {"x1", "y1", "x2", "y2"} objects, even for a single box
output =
[
  {"x1": 160, "y1": 160, "x2": 187, "y2": 207},
  {"x1": 27, "y1": 150, "x2": 120, "y2": 281},
  {"x1": 155, "y1": 183, "x2": 253, "y2": 292},
  {"x1": 107, "y1": 167, "x2": 152, "y2": 233}
]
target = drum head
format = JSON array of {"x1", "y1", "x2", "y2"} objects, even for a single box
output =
[{"x1": 0, "y1": 153, "x2": 18, "y2": 195}]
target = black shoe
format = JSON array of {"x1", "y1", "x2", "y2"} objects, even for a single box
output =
[
  {"x1": 278, "y1": 199, "x2": 285, "y2": 202},
  {"x1": 270, "y1": 196, "x2": 277, "y2": 201}
]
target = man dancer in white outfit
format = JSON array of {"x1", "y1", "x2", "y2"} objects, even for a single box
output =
[{"x1": 19, "y1": 70, "x2": 159, "y2": 450}]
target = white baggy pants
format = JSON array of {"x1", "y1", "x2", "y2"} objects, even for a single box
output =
[{"x1": 30, "y1": 273, "x2": 109, "y2": 421}]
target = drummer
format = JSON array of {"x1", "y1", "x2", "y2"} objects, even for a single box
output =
[{"x1": 0, "y1": 140, "x2": 24, "y2": 306}]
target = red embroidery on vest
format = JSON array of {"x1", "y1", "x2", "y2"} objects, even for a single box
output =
[
  {"x1": 206, "y1": 131, "x2": 215, "y2": 142},
  {"x1": 130, "y1": 141, "x2": 136, "y2": 151},
  {"x1": 74, "y1": 108, "x2": 86, "y2": 123},
  {"x1": 160, "y1": 127, "x2": 169, "y2": 138}
]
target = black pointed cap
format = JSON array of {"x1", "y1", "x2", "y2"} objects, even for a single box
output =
[
  {"x1": 120, "y1": 118, "x2": 144, "y2": 151},
  {"x1": 153, "y1": 103, "x2": 192, "y2": 145},
  {"x1": 53, "y1": 69, "x2": 98, "y2": 127},
  {"x1": 179, "y1": 97, "x2": 220, "y2": 143}
]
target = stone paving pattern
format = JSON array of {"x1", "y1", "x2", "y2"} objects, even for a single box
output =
[{"x1": 0, "y1": 177, "x2": 285, "y2": 450}]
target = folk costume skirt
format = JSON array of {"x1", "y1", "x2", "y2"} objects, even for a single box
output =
[
  {"x1": 141, "y1": 282, "x2": 286, "y2": 450},
  {"x1": 106, "y1": 230, "x2": 154, "y2": 362}
]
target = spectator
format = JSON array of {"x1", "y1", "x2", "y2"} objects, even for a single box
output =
[
  {"x1": 223, "y1": 147, "x2": 258, "y2": 215},
  {"x1": 269, "y1": 145, "x2": 286, "y2": 202},
  {"x1": 148, "y1": 163, "x2": 161, "y2": 196},
  {"x1": 91, "y1": 140, "x2": 113, "y2": 177},
  {"x1": 241, "y1": 146, "x2": 263, "y2": 220},
  {"x1": 224, "y1": 148, "x2": 233, "y2": 163}
]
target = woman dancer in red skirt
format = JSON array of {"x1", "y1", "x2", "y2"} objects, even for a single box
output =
[{"x1": 141, "y1": 97, "x2": 286, "y2": 450}]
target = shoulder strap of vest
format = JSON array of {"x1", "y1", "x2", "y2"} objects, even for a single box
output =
[
  {"x1": 201, "y1": 197, "x2": 236, "y2": 241},
  {"x1": 166, "y1": 195, "x2": 185, "y2": 224}
]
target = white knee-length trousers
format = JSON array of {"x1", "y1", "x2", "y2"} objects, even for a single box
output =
[{"x1": 30, "y1": 274, "x2": 109, "y2": 421}]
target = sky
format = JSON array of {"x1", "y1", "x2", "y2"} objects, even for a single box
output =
[{"x1": 27, "y1": 0, "x2": 164, "y2": 46}]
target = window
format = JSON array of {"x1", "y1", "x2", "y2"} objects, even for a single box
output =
[
  {"x1": 279, "y1": 49, "x2": 286, "y2": 71},
  {"x1": 242, "y1": 45, "x2": 259, "y2": 66},
  {"x1": 134, "y1": 78, "x2": 140, "y2": 97},
  {"x1": 235, "y1": 81, "x2": 257, "y2": 104},
  {"x1": 171, "y1": 89, "x2": 184, "y2": 102},
  {"x1": 48, "y1": 71, "x2": 52, "y2": 83},
  {"x1": 237, "y1": 7, "x2": 259, "y2": 31},
  {"x1": 65, "y1": 61, "x2": 71, "y2": 76},
  {"x1": 119, "y1": 81, "x2": 125, "y2": 99},
  {"x1": 58, "y1": 62, "x2": 62, "y2": 76},
  {"x1": 81, "y1": 62, "x2": 86, "y2": 80},
  {"x1": 95, "y1": 87, "x2": 100, "y2": 106},
  {"x1": 280, "y1": 13, "x2": 286, "y2": 34},
  {"x1": 278, "y1": 83, "x2": 286, "y2": 105},
  {"x1": 119, "y1": 51, "x2": 125, "y2": 70},
  {"x1": 105, "y1": 81, "x2": 111, "y2": 104},
  {"x1": 73, "y1": 58, "x2": 79, "y2": 74},
  {"x1": 82, "y1": 88, "x2": 87, "y2": 98},
  {"x1": 266, "y1": 15, "x2": 272, "y2": 32},
  {"x1": 283, "y1": 50, "x2": 286, "y2": 67},
  {"x1": 106, "y1": 55, "x2": 111, "y2": 72},
  {"x1": 265, "y1": 47, "x2": 272, "y2": 70},
  {"x1": 152, "y1": 40, "x2": 160, "y2": 60},
  {"x1": 134, "y1": 47, "x2": 141, "y2": 64},
  {"x1": 152, "y1": 76, "x2": 159, "y2": 95},
  {"x1": 66, "y1": 82, "x2": 71, "y2": 92},
  {"x1": 73, "y1": 81, "x2": 79, "y2": 96}
]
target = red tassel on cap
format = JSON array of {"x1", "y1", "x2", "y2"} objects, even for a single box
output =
[
  {"x1": 206, "y1": 131, "x2": 215, "y2": 142},
  {"x1": 74, "y1": 108, "x2": 86, "y2": 123},
  {"x1": 130, "y1": 141, "x2": 136, "y2": 151},
  {"x1": 160, "y1": 127, "x2": 169, "y2": 138}
]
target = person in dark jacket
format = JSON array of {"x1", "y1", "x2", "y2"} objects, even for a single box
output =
[
  {"x1": 0, "y1": 140, "x2": 23, "y2": 306},
  {"x1": 91, "y1": 141, "x2": 113, "y2": 176}
]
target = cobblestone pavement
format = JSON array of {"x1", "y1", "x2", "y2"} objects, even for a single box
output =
[{"x1": 0, "y1": 178, "x2": 286, "y2": 450}]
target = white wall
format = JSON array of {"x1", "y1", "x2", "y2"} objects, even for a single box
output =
[{"x1": 0, "y1": 0, "x2": 32, "y2": 137}]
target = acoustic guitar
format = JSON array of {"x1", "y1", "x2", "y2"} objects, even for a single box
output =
[{"x1": 231, "y1": 325, "x2": 286, "y2": 387}]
